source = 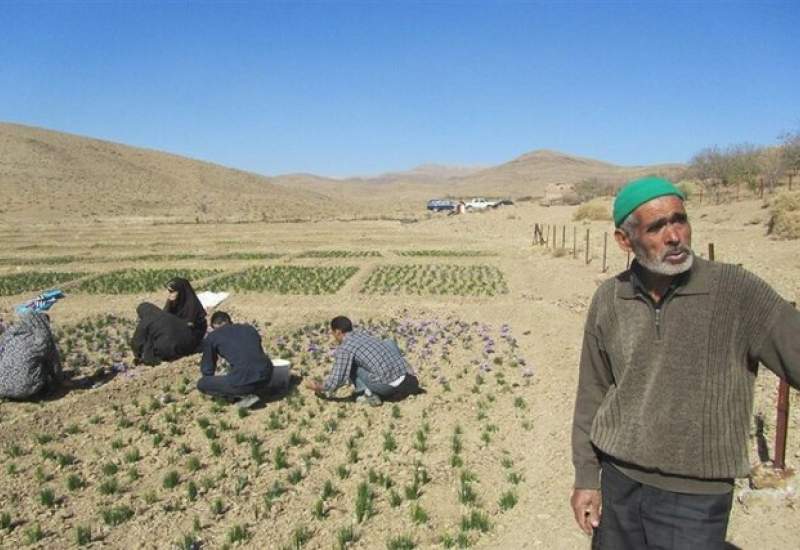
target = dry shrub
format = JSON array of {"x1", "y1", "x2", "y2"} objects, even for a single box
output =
[
  {"x1": 768, "y1": 191, "x2": 800, "y2": 240},
  {"x1": 573, "y1": 199, "x2": 611, "y2": 222},
  {"x1": 677, "y1": 179, "x2": 700, "y2": 199},
  {"x1": 552, "y1": 247, "x2": 568, "y2": 258}
]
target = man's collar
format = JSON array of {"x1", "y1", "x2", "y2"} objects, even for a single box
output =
[{"x1": 616, "y1": 254, "x2": 712, "y2": 299}]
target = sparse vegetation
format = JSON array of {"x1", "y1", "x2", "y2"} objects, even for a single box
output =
[{"x1": 572, "y1": 198, "x2": 611, "y2": 222}]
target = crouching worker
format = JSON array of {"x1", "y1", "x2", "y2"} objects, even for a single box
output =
[
  {"x1": 0, "y1": 312, "x2": 63, "y2": 400},
  {"x1": 196, "y1": 311, "x2": 273, "y2": 409},
  {"x1": 306, "y1": 316, "x2": 419, "y2": 406}
]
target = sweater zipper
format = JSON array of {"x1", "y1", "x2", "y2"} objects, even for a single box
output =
[{"x1": 654, "y1": 306, "x2": 662, "y2": 341}]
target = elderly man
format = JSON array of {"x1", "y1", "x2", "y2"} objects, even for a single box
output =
[
  {"x1": 306, "y1": 316, "x2": 418, "y2": 406},
  {"x1": 570, "y1": 177, "x2": 800, "y2": 549}
]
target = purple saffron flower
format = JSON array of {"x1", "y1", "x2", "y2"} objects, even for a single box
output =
[{"x1": 521, "y1": 366, "x2": 534, "y2": 378}]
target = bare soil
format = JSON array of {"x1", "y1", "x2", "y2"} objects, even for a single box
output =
[{"x1": 0, "y1": 198, "x2": 797, "y2": 549}]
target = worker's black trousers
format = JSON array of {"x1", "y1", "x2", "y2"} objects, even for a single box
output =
[
  {"x1": 592, "y1": 462, "x2": 733, "y2": 550},
  {"x1": 196, "y1": 375, "x2": 263, "y2": 400}
]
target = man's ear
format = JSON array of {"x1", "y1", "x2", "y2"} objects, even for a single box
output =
[{"x1": 614, "y1": 228, "x2": 633, "y2": 254}]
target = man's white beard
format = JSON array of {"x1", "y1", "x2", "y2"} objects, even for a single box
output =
[{"x1": 634, "y1": 245, "x2": 694, "y2": 276}]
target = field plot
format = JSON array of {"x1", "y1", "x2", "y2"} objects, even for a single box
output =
[
  {"x1": 0, "y1": 312, "x2": 533, "y2": 549},
  {"x1": 205, "y1": 252, "x2": 283, "y2": 261},
  {"x1": 205, "y1": 266, "x2": 359, "y2": 294},
  {"x1": 296, "y1": 250, "x2": 382, "y2": 258},
  {"x1": 0, "y1": 256, "x2": 82, "y2": 266},
  {"x1": 361, "y1": 265, "x2": 508, "y2": 296},
  {"x1": 0, "y1": 272, "x2": 86, "y2": 296},
  {"x1": 54, "y1": 315, "x2": 136, "y2": 373},
  {"x1": 0, "y1": 252, "x2": 283, "y2": 266},
  {"x1": 75, "y1": 269, "x2": 221, "y2": 294},
  {"x1": 394, "y1": 250, "x2": 496, "y2": 257}
]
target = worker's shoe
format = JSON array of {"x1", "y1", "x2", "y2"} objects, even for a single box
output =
[
  {"x1": 356, "y1": 393, "x2": 382, "y2": 407},
  {"x1": 235, "y1": 394, "x2": 260, "y2": 409}
]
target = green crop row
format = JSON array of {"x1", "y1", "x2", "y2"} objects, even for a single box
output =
[
  {"x1": 205, "y1": 266, "x2": 358, "y2": 294},
  {"x1": 75, "y1": 269, "x2": 220, "y2": 294},
  {"x1": 0, "y1": 272, "x2": 86, "y2": 296},
  {"x1": 360, "y1": 264, "x2": 508, "y2": 296},
  {"x1": 394, "y1": 250, "x2": 495, "y2": 257},
  {"x1": 296, "y1": 250, "x2": 382, "y2": 258},
  {"x1": 0, "y1": 251, "x2": 283, "y2": 266}
]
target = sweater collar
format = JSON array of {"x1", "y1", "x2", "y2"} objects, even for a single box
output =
[{"x1": 617, "y1": 254, "x2": 712, "y2": 300}]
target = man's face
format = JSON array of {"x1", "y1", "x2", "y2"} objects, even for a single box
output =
[
  {"x1": 617, "y1": 195, "x2": 693, "y2": 276},
  {"x1": 331, "y1": 329, "x2": 345, "y2": 344}
]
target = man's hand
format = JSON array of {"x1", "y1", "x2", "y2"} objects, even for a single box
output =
[
  {"x1": 305, "y1": 379, "x2": 324, "y2": 394},
  {"x1": 570, "y1": 488, "x2": 601, "y2": 536}
]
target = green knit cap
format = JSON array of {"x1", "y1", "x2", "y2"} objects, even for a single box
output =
[{"x1": 613, "y1": 176, "x2": 685, "y2": 227}]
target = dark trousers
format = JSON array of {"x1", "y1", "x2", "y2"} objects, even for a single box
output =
[
  {"x1": 593, "y1": 462, "x2": 733, "y2": 550},
  {"x1": 196, "y1": 375, "x2": 263, "y2": 400}
]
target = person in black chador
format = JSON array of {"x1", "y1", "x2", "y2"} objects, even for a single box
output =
[
  {"x1": 163, "y1": 277, "x2": 207, "y2": 349},
  {"x1": 130, "y1": 277, "x2": 207, "y2": 365},
  {"x1": 196, "y1": 311, "x2": 274, "y2": 409},
  {"x1": 131, "y1": 303, "x2": 197, "y2": 366}
]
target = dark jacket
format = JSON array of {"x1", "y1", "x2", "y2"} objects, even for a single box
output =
[{"x1": 200, "y1": 323, "x2": 273, "y2": 386}]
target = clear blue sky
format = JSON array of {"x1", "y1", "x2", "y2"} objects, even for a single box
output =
[{"x1": 1, "y1": 1, "x2": 798, "y2": 177}]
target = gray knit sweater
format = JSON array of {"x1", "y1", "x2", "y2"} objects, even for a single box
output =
[{"x1": 572, "y1": 257, "x2": 800, "y2": 490}]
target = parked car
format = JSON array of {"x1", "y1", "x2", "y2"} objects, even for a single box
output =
[
  {"x1": 427, "y1": 199, "x2": 458, "y2": 212},
  {"x1": 466, "y1": 197, "x2": 500, "y2": 210}
]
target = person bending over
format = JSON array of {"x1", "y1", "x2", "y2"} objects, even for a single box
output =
[
  {"x1": 0, "y1": 311, "x2": 63, "y2": 400},
  {"x1": 306, "y1": 316, "x2": 418, "y2": 406},
  {"x1": 197, "y1": 311, "x2": 273, "y2": 409}
]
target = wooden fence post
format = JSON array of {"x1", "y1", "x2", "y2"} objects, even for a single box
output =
[
  {"x1": 774, "y1": 300, "x2": 796, "y2": 471},
  {"x1": 584, "y1": 228, "x2": 590, "y2": 265},
  {"x1": 708, "y1": 243, "x2": 715, "y2": 261},
  {"x1": 562, "y1": 225, "x2": 566, "y2": 249},
  {"x1": 775, "y1": 379, "x2": 791, "y2": 470},
  {"x1": 573, "y1": 227, "x2": 577, "y2": 259}
]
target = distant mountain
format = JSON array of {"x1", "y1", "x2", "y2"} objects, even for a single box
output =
[
  {"x1": 456, "y1": 149, "x2": 684, "y2": 197},
  {"x1": 361, "y1": 164, "x2": 487, "y2": 185},
  {"x1": 0, "y1": 123, "x2": 686, "y2": 222}
]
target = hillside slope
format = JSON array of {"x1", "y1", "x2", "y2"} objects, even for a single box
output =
[
  {"x1": 0, "y1": 123, "x2": 686, "y2": 222},
  {"x1": 0, "y1": 123, "x2": 341, "y2": 223},
  {"x1": 456, "y1": 149, "x2": 685, "y2": 197}
]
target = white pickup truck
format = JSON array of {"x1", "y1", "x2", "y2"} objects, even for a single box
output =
[{"x1": 465, "y1": 197, "x2": 500, "y2": 210}]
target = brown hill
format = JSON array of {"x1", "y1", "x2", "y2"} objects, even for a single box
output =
[
  {"x1": 456, "y1": 149, "x2": 685, "y2": 197},
  {"x1": 0, "y1": 123, "x2": 686, "y2": 223},
  {"x1": 0, "y1": 123, "x2": 342, "y2": 223}
]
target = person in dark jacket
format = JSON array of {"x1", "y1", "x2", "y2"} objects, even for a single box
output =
[
  {"x1": 164, "y1": 277, "x2": 207, "y2": 350},
  {"x1": 196, "y1": 311, "x2": 273, "y2": 408},
  {"x1": 131, "y1": 303, "x2": 197, "y2": 366}
]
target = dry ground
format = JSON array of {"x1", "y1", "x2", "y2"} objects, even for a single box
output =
[{"x1": 0, "y1": 198, "x2": 797, "y2": 549}]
